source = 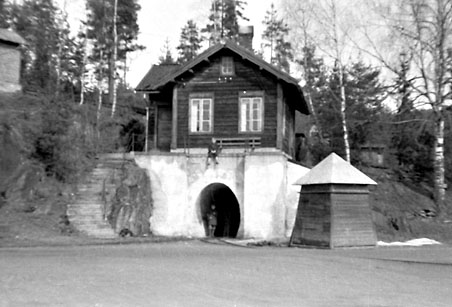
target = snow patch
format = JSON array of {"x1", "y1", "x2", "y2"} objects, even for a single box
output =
[{"x1": 377, "y1": 238, "x2": 441, "y2": 246}]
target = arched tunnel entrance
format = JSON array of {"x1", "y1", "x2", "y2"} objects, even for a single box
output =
[{"x1": 198, "y1": 183, "x2": 241, "y2": 238}]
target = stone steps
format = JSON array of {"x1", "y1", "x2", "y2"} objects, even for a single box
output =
[
  {"x1": 67, "y1": 154, "x2": 124, "y2": 239},
  {"x1": 67, "y1": 208, "x2": 104, "y2": 220},
  {"x1": 67, "y1": 208, "x2": 104, "y2": 216}
]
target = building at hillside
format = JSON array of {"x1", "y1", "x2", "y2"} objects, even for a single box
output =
[
  {"x1": 135, "y1": 27, "x2": 310, "y2": 239},
  {"x1": 0, "y1": 29, "x2": 25, "y2": 93}
]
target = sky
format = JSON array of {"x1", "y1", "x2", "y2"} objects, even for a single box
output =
[
  {"x1": 60, "y1": 0, "x2": 277, "y2": 87},
  {"x1": 129, "y1": 0, "x2": 276, "y2": 87}
]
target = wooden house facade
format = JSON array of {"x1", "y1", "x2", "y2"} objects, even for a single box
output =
[
  {"x1": 136, "y1": 41, "x2": 309, "y2": 158},
  {"x1": 133, "y1": 37, "x2": 312, "y2": 240}
]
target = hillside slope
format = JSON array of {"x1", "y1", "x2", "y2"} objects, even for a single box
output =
[
  {"x1": 1, "y1": 93, "x2": 451, "y2": 246},
  {"x1": 366, "y1": 167, "x2": 452, "y2": 243},
  {"x1": 1, "y1": 164, "x2": 452, "y2": 246}
]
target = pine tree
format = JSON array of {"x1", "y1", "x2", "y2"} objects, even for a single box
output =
[
  {"x1": 261, "y1": 3, "x2": 292, "y2": 72},
  {"x1": 344, "y1": 61, "x2": 385, "y2": 152},
  {"x1": 75, "y1": 27, "x2": 89, "y2": 105},
  {"x1": 158, "y1": 38, "x2": 176, "y2": 64},
  {"x1": 391, "y1": 51, "x2": 414, "y2": 167},
  {"x1": 315, "y1": 61, "x2": 385, "y2": 161},
  {"x1": 203, "y1": 0, "x2": 248, "y2": 45},
  {"x1": 85, "y1": 0, "x2": 143, "y2": 107},
  {"x1": 297, "y1": 45, "x2": 327, "y2": 135},
  {"x1": 176, "y1": 20, "x2": 202, "y2": 64},
  {"x1": 297, "y1": 45, "x2": 331, "y2": 164},
  {"x1": 54, "y1": 4, "x2": 75, "y2": 98},
  {"x1": 9, "y1": 0, "x2": 62, "y2": 93}
]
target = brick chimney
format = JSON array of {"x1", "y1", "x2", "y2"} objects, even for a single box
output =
[{"x1": 237, "y1": 25, "x2": 254, "y2": 50}]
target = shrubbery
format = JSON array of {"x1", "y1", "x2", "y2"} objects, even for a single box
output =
[
  {"x1": 32, "y1": 99, "x2": 95, "y2": 182},
  {"x1": 27, "y1": 89, "x2": 147, "y2": 183}
]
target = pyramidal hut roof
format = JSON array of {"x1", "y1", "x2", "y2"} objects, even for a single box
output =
[{"x1": 295, "y1": 153, "x2": 377, "y2": 185}]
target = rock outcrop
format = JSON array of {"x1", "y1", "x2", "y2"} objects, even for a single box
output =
[
  {"x1": 67, "y1": 154, "x2": 153, "y2": 238},
  {"x1": 106, "y1": 157, "x2": 153, "y2": 236}
]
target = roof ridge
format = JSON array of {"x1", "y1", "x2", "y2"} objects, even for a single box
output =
[
  {"x1": 295, "y1": 153, "x2": 377, "y2": 185},
  {"x1": 135, "y1": 40, "x2": 308, "y2": 114}
]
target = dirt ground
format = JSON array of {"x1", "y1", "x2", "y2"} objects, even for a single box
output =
[{"x1": 1, "y1": 240, "x2": 451, "y2": 307}]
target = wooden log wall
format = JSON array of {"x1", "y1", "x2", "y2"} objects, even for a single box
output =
[
  {"x1": 176, "y1": 51, "x2": 279, "y2": 150},
  {"x1": 330, "y1": 187, "x2": 377, "y2": 248},
  {"x1": 291, "y1": 190, "x2": 331, "y2": 247},
  {"x1": 291, "y1": 184, "x2": 377, "y2": 248}
]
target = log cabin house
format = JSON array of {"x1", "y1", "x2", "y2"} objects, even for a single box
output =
[
  {"x1": 135, "y1": 34, "x2": 309, "y2": 157},
  {"x1": 133, "y1": 29, "x2": 311, "y2": 240}
]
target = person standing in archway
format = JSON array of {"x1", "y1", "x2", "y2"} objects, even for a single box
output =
[{"x1": 208, "y1": 205, "x2": 217, "y2": 237}]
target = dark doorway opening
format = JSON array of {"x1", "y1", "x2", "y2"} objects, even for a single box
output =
[
  {"x1": 120, "y1": 119, "x2": 145, "y2": 152},
  {"x1": 156, "y1": 105, "x2": 172, "y2": 151},
  {"x1": 199, "y1": 183, "x2": 240, "y2": 238}
]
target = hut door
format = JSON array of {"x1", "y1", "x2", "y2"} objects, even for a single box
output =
[{"x1": 157, "y1": 105, "x2": 172, "y2": 151}]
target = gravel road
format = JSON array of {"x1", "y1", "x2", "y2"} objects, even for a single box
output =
[{"x1": 1, "y1": 240, "x2": 451, "y2": 307}]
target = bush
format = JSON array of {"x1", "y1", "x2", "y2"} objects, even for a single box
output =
[{"x1": 32, "y1": 99, "x2": 95, "y2": 182}]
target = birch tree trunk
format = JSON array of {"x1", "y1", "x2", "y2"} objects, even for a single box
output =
[
  {"x1": 338, "y1": 63, "x2": 350, "y2": 162},
  {"x1": 110, "y1": 0, "x2": 118, "y2": 118},
  {"x1": 79, "y1": 28, "x2": 88, "y2": 105},
  {"x1": 331, "y1": 1, "x2": 350, "y2": 162},
  {"x1": 433, "y1": 113, "x2": 446, "y2": 210},
  {"x1": 285, "y1": 0, "x2": 352, "y2": 161},
  {"x1": 97, "y1": 49, "x2": 104, "y2": 123}
]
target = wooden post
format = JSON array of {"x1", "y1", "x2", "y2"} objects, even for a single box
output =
[
  {"x1": 153, "y1": 102, "x2": 158, "y2": 150},
  {"x1": 171, "y1": 85, "x2": 178, "y2": 150},
  {"x1": 276, "y1": 82, "x2": 283, "y2": 150},
  {"x1": 145, "y1": 107, "x2": 149, "y2": 153}
]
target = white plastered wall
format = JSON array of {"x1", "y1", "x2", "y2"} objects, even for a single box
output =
[{"x1": 134, "y1": 152, "x2": 309, "y2": 240}]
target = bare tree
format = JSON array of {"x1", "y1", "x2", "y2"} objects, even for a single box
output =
[
  {"x1": 284, "y1": 0, "x2": 354, "y2": 161},
  {"x1": 356, "y1": 0, "x2": 451, "y2": 211},
  {"x1": 282, "y1": 1, "x2": 323, "y2": 142}
]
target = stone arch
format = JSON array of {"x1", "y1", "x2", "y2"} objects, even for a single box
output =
[{"x1": 198, "y1": 183, "x2": 241, "y2": 238}]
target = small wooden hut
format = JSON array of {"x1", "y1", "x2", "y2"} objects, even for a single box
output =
[
  {"x1": 290, "y1": 153, "x2": 377, "y2": 248},
  {"x1": 0, "y1": 29, "x2": 26, "y2": 93},
  {"x1": 359, "y1": 143, "x2": 385, "y2": 167}
]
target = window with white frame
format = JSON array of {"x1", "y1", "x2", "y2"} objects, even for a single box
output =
[
  {"x1": 190, "y1": 96, "x2": 213, "y2": 133},
  {"x1": 240, "y1": 96, "x2": 263, "y2": 132},
  {"x1": 221, "y1": 56, "x2": 234, "y2": 75}
]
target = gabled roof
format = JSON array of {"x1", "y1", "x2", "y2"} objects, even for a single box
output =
[
  {"x1": 295, "y1": 153, "x2": 377, "y2": 185},
  {"x1": 0, "y1": 29, "x2": 26, "y2": 45},
  {"x1": 135, "y1": 63, "x2": 180, "y2": 93},
  {"x1": 135, "y1": 40, "x2": 308, "y2": 114}
]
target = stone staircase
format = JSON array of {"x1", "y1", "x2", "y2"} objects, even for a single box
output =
[{"x1": 67, "y1": 153, "x2": 133, "y2": 239}]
